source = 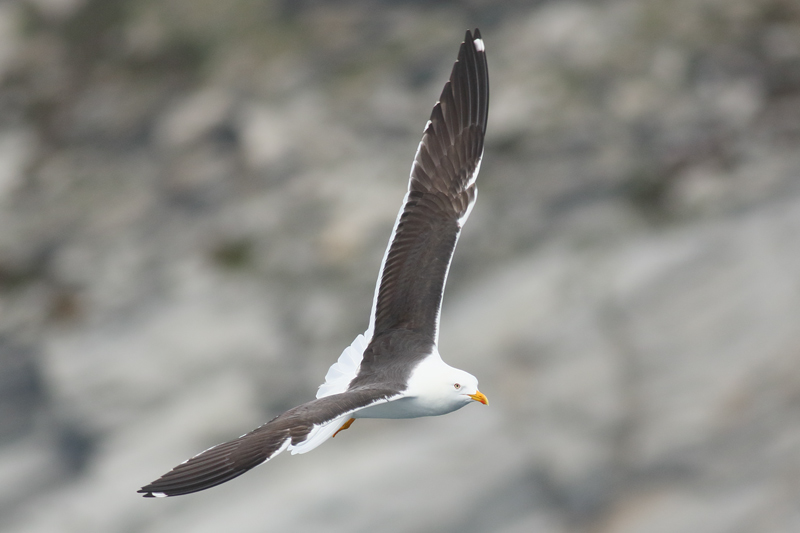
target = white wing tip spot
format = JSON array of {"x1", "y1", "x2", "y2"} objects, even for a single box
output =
[
  {"x1": 473, "y1": 38, "x2": 485, "y2": 52},
  {"x1": 152, "y1": 492, "x2": 168, "y2": 498}
]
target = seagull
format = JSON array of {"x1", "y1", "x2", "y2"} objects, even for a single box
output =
[{"x1": 139, "y1": 29, "x2": 489, "y2": 498}]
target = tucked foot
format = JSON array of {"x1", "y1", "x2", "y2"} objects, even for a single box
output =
[{"x1": 332, "y1": 418, "x2": 355, "y2": 438}]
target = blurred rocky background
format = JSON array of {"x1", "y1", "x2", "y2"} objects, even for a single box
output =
[{"x1": 1, "y1": 0, "x2": 799, "y2": 531}]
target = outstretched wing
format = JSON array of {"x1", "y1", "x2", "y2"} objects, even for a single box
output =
[
  {"x1": 138, "y1": 387, "x2": 398, "y2": 497},
  {"x1": 366, "y1": 29, "x2": 489, "y2": 346}
]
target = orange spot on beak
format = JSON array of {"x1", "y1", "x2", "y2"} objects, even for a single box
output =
[{"x1": 469, "y1": 390, "x2": 489, "y2": 405}]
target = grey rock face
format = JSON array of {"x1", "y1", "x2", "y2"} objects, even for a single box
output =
[{"x1": 1, "y1": 1, "x2": 799, "y2": 532}]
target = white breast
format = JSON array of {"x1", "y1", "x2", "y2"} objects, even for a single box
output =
[{"x1": 354, "y1": 351, "x2": 469, "y2": 419}]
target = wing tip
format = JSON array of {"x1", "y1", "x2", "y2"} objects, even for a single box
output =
[
  {"x1": 463, "y1": 29, "x2": 485, "y2": 50},
  {"x1": 468, "y1": 28, "x2": 485, "y2": 53},
  {"x1": 138, "y1": 488, "x2": 168, "y2": 498}
]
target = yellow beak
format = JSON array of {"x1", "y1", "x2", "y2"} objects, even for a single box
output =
[{"x1": 468, "y1": 390, "x2": 489, "y2": 405}]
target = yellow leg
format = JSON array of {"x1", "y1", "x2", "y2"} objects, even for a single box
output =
[{"x1": 332, "y1": 418, "x2": 356, "y2": 438}]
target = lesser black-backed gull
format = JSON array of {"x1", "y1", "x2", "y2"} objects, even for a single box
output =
[{"x1": 139, "y1": 28, "x2": 489, "y2": 498}]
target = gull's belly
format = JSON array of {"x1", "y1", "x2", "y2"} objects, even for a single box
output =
[{"x1": 354, "y1": 396, "x2": 460, "y2": 419}]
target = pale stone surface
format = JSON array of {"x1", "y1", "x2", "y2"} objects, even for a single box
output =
[{"x1": 1, "y1": 1, "x2": 800, "y2": 532}]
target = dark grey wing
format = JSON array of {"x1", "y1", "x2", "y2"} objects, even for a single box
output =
[
  {"x1": 368, "y1": 29, "x2": 489, "y2": 345},
  {"x1": 138, "y1": 387, "x2": 398, "y2": 497}
]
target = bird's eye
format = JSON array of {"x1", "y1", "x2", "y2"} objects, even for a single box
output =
[{"x1": 454, "y1": 383, "x2": 461, "y2": 390}]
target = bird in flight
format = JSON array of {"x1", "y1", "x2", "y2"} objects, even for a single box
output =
[{"x1": 139, "y1": 28, "x2": 489, "y2": 498}]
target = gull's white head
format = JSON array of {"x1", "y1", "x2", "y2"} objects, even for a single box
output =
[
  {"x1": 447, "y1": 368, "x2": 489, "y2": 408},
  {"x1": 405, "y1": 355, "x2": 488, "y2": 416}
]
